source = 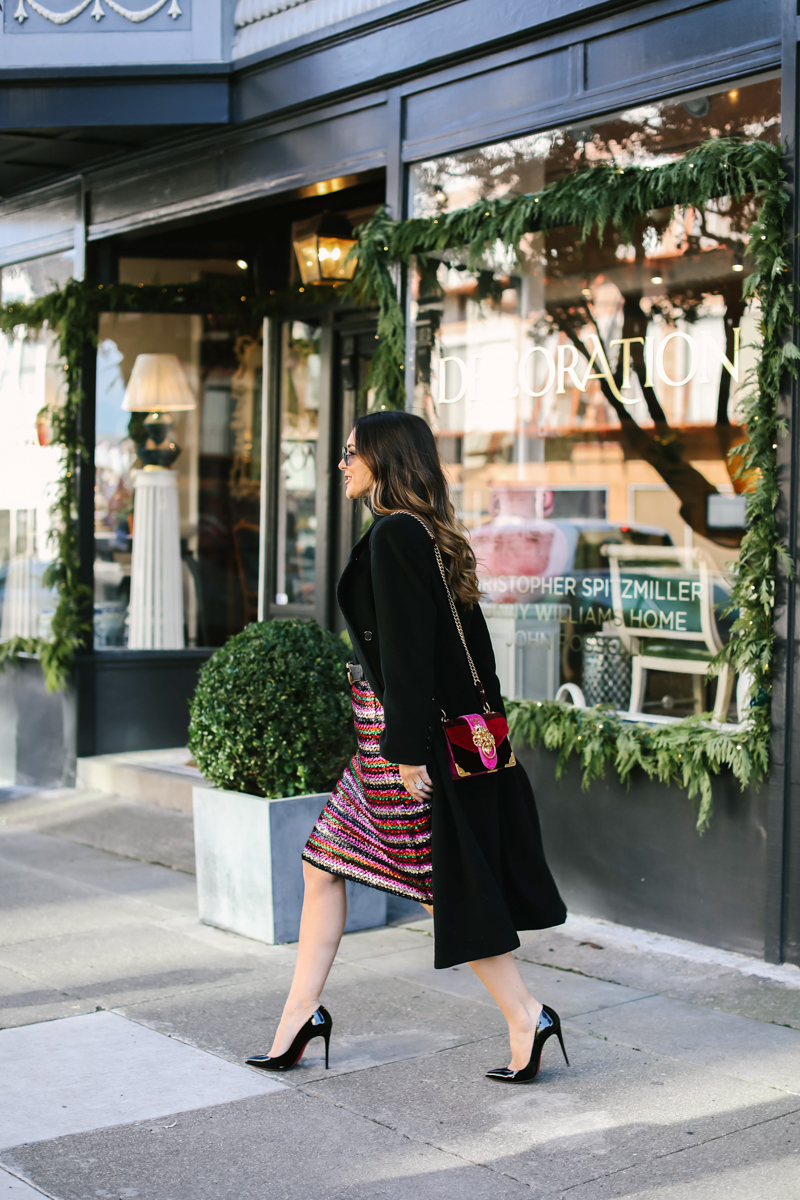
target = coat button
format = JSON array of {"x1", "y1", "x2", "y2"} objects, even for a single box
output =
[{"x1": 363, "y1": 630, "x2": 373, "y2": 642}]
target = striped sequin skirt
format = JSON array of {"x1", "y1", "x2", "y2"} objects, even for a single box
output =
[{"x1": 302, "y1": 680, "x2": 434, "y2": 903}]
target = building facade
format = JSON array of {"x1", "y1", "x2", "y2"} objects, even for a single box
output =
[{"x1": 1, "y1": 0, "x2": 799, "y2": 964}]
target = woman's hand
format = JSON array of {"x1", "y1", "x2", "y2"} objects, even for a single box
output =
[{"x1": 399, "y1": 764, "x2": 433, "y2": 802}]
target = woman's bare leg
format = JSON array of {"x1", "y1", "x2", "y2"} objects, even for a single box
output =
[
  {"x1": 469, "y1": 953, "x2": 543, "y2": 1071},
  {"x1": 268, "y1": 862, "x2": 347, "y2": 1057},
  {"x1": 422, "y1": 903, "x2": 541, "y2": 1071}
]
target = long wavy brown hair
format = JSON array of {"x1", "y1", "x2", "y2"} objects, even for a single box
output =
[{"x1": 354, "y1": 410, "x2": 481, "y2": 607}]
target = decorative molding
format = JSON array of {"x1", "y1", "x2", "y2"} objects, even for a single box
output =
[
  {"x1": 14, "y1": 0, "x2": 181, "y2": 23},
  {"x1": 232, "y1": 0, "x2": 395, "y2": 56},
  {"x1": 234, "y1": 0, "x2": 308, "y2": 29}
]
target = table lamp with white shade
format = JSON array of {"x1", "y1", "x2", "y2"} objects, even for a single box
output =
[{"x1": 122, "y1": 353, "x2": 196, "y2": 650}]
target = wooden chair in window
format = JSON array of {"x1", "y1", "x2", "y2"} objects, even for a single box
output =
[
  {"x1": 232, "y1": 519, "x2": 260, "y2": 627},
  {"x1": 602, "y1": 543, "x2": 734, "y2": 722}
]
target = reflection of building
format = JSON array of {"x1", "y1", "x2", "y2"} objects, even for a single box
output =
[{"x1": 1, "y1": 1, "x2": 799, "y2": 962}]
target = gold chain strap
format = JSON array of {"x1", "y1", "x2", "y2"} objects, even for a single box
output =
[{"x1": 391, "y1": 511, "x2": 487, "y2": 708}]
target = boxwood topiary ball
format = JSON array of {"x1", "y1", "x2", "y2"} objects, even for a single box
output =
[{"x1": 188, "y1": 618, "x2": 356, "y2": 798}]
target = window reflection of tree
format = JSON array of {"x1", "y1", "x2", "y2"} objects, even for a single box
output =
[
  {"x1": 536, "y1": 200, "x2": 753, "y2": 548},
  {"x1": 414, "y1": 80, "x2": 779, "y2": 548}
]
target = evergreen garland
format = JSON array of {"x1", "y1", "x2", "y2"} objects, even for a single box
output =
[{"x1": 350, "y1": 137, "x2": 794, "y2": 828}]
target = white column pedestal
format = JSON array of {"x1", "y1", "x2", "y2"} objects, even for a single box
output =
[{"x1": 128, "y1": 468, "x2": 184, "y2": 650}]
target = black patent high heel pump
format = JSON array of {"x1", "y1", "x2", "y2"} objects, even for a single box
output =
[
  {"x1": 485, "y1": 1004, "x2": 569, "y2": 1083},
  {"x1": 246, "y1": 1005, "x2": 332, "y2": 1072}
]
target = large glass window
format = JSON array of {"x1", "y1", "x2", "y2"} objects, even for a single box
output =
[
  {"x1": 94, "y1": 259, "x2": 263, "y2": 649},
  {"x1": 0, "y1": 252, "x2": 73, "y2": 644},
  {"x1": 409, "y1": 76, "x2": 779, "y2": 718}
]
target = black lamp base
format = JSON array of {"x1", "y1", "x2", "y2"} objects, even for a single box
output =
[{"x1": 137, "y1": 412, "x2": 181, "y2": 468}]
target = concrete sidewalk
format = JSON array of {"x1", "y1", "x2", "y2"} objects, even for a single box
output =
[{"x1": 0, "y1": 788, "x2": 799, "y2": 1199}]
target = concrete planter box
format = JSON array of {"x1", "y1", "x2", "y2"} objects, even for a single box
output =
[
  {"x1": 0, "y1": 658, "x2": 76, "y2": 789},
  {"x1": 519, "y1": 744, "x2": 768, "y2": 958},
  {"x1": 193, "y1": 785, "x2": 387, "y2": 944}
]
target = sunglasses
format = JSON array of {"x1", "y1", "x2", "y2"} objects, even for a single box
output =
[{"x1": 341, "y1": 445, "x2": 359, "y2": 466}]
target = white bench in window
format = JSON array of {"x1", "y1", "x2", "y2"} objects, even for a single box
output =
[{"x1": 601, "y1": 544, "x2": 734, "y2": 723}]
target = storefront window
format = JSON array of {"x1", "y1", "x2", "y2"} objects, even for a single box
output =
[
  {"x1": 95, "y1": 265, "x2": 263, "y2": 649},
  {"x1": 409, "y1": 76, "x2": 779, "y2": 717},
  {"x1": 0, "y1": 252, "x2": 73, "y2": 643},
  {"x1": 275, "y1": 320, "x2": 321, "y2": 608}
]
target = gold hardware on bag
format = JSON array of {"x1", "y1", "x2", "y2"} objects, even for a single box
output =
[
  {"x1": 454, "y1": 748, "x2": 516, "y2": 778},
  {"x1": 471, "y1": 725, "x2": 496, "y2": 754}
]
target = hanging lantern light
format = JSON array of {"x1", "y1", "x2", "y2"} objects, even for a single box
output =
[{"x1": 292, "y1": 210, "x2": 357, "y2": 285}]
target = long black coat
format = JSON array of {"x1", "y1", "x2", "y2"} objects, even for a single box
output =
[{"x1": 337, "y1": 512, "x2": 566, "y2": 968}]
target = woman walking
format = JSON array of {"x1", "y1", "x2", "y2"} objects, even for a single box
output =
[{"x1": 246, "y1": 411, "x2": 568, "y2": 1083}]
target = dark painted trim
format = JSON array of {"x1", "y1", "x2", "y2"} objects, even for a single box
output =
[
  {"x1": 73, "y1": 176, "x2": 87, "y2": 282},
  {"x1": 0, "y1": 231, "x2": 75, "y2": 266},
  {"x1": 263, "y1": 314, "x2": 282, "y2": 623},
  {"x1": 76, "y1": 336, "x2": 97, "y2": 656},
  {"x1": 765, "y1": 0, "x2": 800, "y2": 965},
  {"x1": 0, "y1": 62, "x2": 232, "y2": 81},
  {"x1": 0, "y1": 77, "x2": 229, "y2": 129},
  {"x1": 0, "y1": 173, "x2": 80, "y2": 214},
  {"x1": 394, "y1": 0, "x2": 781, "y2": 161},
  {"x1": 315, "y1": 312, "x2": 335, "y2": 629},
  {"x1": 400, "y1": 55, "x2": 782, "y2": 164},
  {"x1": 83, "y1": 92, "x2": 388, "y2": 241},
  {"x1": 0, "y1": 175, "x2": 80, "y2": 264},
  {"x1": 86, "y1": 149, "x2": 388, "y2": 242},
  {"x1": 233, "y1": 0, "x2": 470, "y2": 73},
  {"x1": 84, "y1": 649, "x2": 215, "y2": 665},
  {"x1": 384, "y1": 87, "x2": 403, "y2": 220},
  {"x1": 0, "y1": 0, "x2": 630, "y2": 84},
  {"x1": 75, "y1": 649, "x2": 214, "y2": 755},
  {"x1": 0, "y1": 0, "x2": 781, "y2": 143},
  {"x1": 231, "y1": 0, "x2": 779, "y2": 126},
  {"x1": 75, "y1": 348, "x2": 96, "y2": 756},
  {"x1": 524, "y1": 745, "x2": 769, "y2": 958},
  {"x1": 231, "y1": 0, "x2": 634, "y2": 76}
]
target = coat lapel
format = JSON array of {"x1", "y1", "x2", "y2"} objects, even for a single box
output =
[
  {"x1": 337, "y1": 518, "x2": 386, "y2": 699},
  {"x1": 337, "y1": 518, "x2": 383, "y2": 613},
  {"x1": 337, "y1": 523, "x2": 373, "y2": 613}
]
